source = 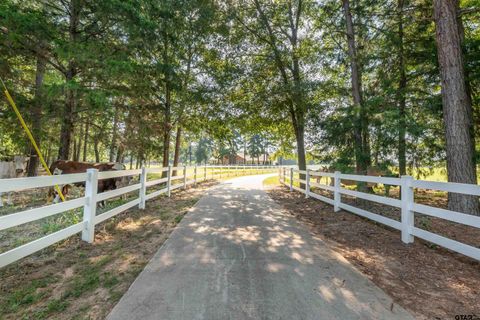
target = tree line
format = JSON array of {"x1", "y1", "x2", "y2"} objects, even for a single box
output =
[{"x1": 0, "y1": 0, "x2": 479, "y2": 214}]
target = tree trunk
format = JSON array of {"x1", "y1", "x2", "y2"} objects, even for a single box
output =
[
  {"x1": 291, "y1": 106, "x2": 307, "y2": 176},
  {"x1": 58, "y1": 0, "x2": 80, "y2": 160},
  {"x1": 243, "y1": 140, "x2": 247, "y2": 165},
  {"x1": 343, "y1": 0, "x2": 369, "y2": 175},
  {"x1": 294, "y1": 120, "x2": 307, "y2": 173},
  {"x1": 45, "y1": 147, "x2": 51, "y2": 167},
  {"x1": 82, "y1": 119, "x2": 89, "y2": 162},
  {"x1": 397, "y1": 0, "x2": 407, "y2": 176},
  {"x1": 253, "y1": 0, "x2": 306, "y2": 179},
  {"x1": 27, "y1": 54, "x2": 46, "y2": 176},
  {"x1": 109, "y1": 106, "x2": 119, "y2": 162},
  {"x1": 115, "y1": 144, "x2": 124, "y2": 163},
  {"x1": 73, "y1": 138, "x2": 78, "y2": 161},
  {"x1": 456, "y1": 2, "x2": 477, "y2": 142},
  {"x1": 76, "y1": 138, "x2": 81, "y2": 161},
  {"x1": 58, "y1": 76, "x2": 75, "y2": 160},
  {"x1": 162, "y1": 129, "x2": 171, "y2": 166},
  {"x1": 162, "y1": 33, "x2": 172, "y2": 176},
  {"x1": 75, "y1": 123, "x2": 83, "y2": 162},
  {"x1": 93, "y1": 136, "x2": 100, "y2": 163},
  {"x1": 173, "y1": 126, "x2": 182, "y2": 176},
  {"x1": 188, "y1": 143, "x2": 192, "y2": 165},
  {"x1": 434, "y1": 0, "x2": 479, "y2": 215}
]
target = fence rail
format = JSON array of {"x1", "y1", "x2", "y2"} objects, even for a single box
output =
[
  {"x1": 0, "y1": 165, "x2": 277, "y2": 268},
  {"x1": 280, "y1": 167, "x2": 480, "y2": 261}
]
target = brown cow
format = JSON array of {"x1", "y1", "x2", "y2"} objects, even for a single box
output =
[{"x1": 48, "y1": 160, "x2": 129, "y2": 203}]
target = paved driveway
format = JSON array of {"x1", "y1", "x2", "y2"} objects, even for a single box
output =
[{"x1": 107, "y1": 174, "x2": 413, "y2": 320}]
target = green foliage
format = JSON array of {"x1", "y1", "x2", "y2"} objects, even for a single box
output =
[
  {"x1": 0, "y1": 0, "x2": 478, "y2": 175},
  {"x1": 195, "y1": 137, "x2": 213, "y2": 164}
]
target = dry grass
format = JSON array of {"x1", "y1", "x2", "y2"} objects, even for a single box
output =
[{"x1": 0, "y1": 181, "x2": 217, "y2": 320}]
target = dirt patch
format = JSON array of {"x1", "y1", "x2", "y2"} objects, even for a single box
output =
[
  {"x1": 0, "y1": 181, "x2": 217, "y2": 320},
  {"x1": 266, "y1": 185, "x2": 480, "y2": 320}
]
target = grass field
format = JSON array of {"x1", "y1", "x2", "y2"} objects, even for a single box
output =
[{"x1": 262, "y1": 175, "x2": 280, "y2": 187}]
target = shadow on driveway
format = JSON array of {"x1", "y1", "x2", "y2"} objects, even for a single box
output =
[{"x1": 107, "y1": 174, "x2": 413, "y2": 320}]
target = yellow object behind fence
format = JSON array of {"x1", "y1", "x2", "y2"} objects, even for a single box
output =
[{"x1": 1, "y1": 78, "x2": 65, "y2": 202}]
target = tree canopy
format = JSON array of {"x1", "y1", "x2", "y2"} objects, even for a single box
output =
[{"x1": 1, "y1": 0, "x2": 479, "y2": 212}]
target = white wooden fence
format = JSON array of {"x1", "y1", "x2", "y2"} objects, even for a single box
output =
[
  {"x1": 0, "y1": 165, "x2": 277, "y2": 268},
  {"x1": 279, "y1": 167, "x2": 480, "y2": 261}
]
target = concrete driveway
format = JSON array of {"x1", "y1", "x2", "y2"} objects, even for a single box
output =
[{"x1": 107, "y1": 174, "x2": 413, "y2": 320}]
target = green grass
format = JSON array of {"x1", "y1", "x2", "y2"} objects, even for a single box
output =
[
  {"x1": 64, "y1": 254, "x2": 115, "y2": 299},
  {"x1": 392, "y1": 166, "x2": 480, "y2": 182},
  {"x1": 46, "y1": 298, "x2": 69, "y2": 313},
  {"x1": 280, "y1": 176, "x2": 302, "y2": 188},
  {"x1": 24, "y1": 297, "x2": 70, "y2": 320},
  {"x1": 1, "y1": 277, "x2": 56, "y2": 314},
  {"x1": 103, "y1": 274, "x2": 120, "y2": 288},
  {"x1": 67, "y1": 272, "x2": 101, "y2": 298},
  {"x1": 1, "y1": 190, "x2": 144, "y2": 255},
  {"x1": 263, "y1": 176, "x2": 280, "y2": 186},
  {"x1": 174, "y1": 214, "x2": 184, "y2": 224}
]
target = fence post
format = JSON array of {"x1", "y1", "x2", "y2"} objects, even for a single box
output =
[
  {"x1": 82, "y1": 168, "x2": 98, "y2": 243},
  {"x1": 183, "y1": 166, "x2": 187, "y2": 189},
  {"x1": 219, "y1": 166, "x2": 222, "y2": 179},
  {"x1": 305, "y1": 169, "x2": 310, "y2": 198},
  {"x1": 289, "y1": 168, "x2": 293, "y2": 191},
  {"x1": 194, "y1": 165, "x2": 197, "y2": 185},
  {"x1": 204, "y1": 164, "x2": 207, "y2": 181},
  {"x1": 167, "y1": 165, "x2": 172, "y2": 197},
  {"x1": 139, "y1": 167, "x2": 147, "y2": 209},
  {"x1": 334, "y1": 171, "x2": 341, "y2": 212},
  {"x1": 401, "y1": 175, "x2": 414, "y2": 244}
]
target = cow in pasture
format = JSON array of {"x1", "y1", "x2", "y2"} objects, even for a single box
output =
[
  {"x1": 0, "y1": 156, "x2": 28, "y2": 207},
  {"x1": 48, "y1": 160, "x2": 130, "y2": 204}
]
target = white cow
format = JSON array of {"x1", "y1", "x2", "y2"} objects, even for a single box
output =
[{"x1": 0, "y1": 156, "x2": 28, "y2": 207}]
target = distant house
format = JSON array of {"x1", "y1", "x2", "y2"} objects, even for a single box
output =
[{"x1": 219, "y1": 154, "x2": 246, "y2": 165}]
